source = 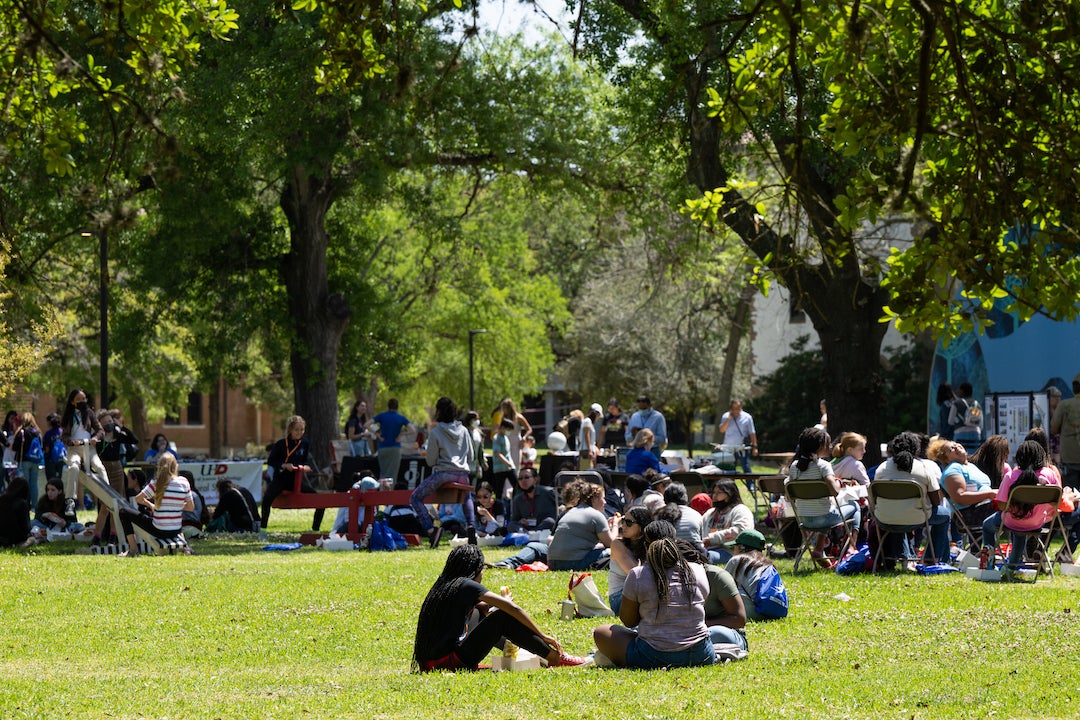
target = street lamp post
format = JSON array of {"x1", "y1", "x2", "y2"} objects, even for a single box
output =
[
  {"x1": 468, "y1": 329, "x2": 488, "y2": 411},
  {"x1": 82, "y1": 229, "x2": 108, "y2": 406}
]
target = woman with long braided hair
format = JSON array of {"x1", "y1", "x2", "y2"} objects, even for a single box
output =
[
  {"x1": 591, "y1": 530, "x2": 715, "y2": 668},
  {"x1": 411, "y1": 544, "x2": 589, "y2": 671}
]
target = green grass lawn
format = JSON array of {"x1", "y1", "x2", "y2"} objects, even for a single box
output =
[{"x1": 3, "y1": 508, "x2": 1079, "y2": 719}]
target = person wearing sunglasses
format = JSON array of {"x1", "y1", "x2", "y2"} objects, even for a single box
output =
[{"x1": 608, "y1": 506, "x2": 653, "y2": 613}]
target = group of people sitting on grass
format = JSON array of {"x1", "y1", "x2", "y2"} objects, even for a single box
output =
[
  {"x1": 781, "y1": 424, "x2": 1077, "y2": 575},
  {"x1": 412, "y1": 466, "x2": 789, "y2": 671},
  {"x1": 413, "y1": 521, "x2": 774, "y2": 672}
]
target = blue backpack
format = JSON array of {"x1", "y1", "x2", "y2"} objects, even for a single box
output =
[
  {"x1": 25, "y1": 435, "x2": 44, "y2": 464},
  {"x1": 47, "y1": 436, "x2": 67, "y2": 464},
  {"x1": 753, "y1": 565, "x2": 789, "y2": 619}
]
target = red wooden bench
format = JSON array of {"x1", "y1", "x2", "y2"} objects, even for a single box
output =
[{"x1": 271, "y1": 469, "x2": 471, "y2": 543}]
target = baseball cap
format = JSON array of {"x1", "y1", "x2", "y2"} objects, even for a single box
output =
[
  {"x1": 724, "y1": 528, "x2": 766, "y2": 551},
  {"x1": 590, "y1": 402, "x2": 603, "y2": 415}
]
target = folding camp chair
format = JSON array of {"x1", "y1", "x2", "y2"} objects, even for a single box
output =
[
  {"x1": 553, "y1": 470, "x2": 604, "y2": 491},
  {"x1": 868, "y1": 480, "x2": 937, "y2": 572},
  {"x1": 994, "y1": 484, "x2": 1069, "y2": 577},
  {"x1": 785, "y1": 479, "x2": 857, "y2": 571},
  {"x1": 758, "y1": 474, "x2": 795, "y2": 547},
  {"x1": 668, "y1": 471, "x2": 707, "y2": 498},
  {"x1": 950, "y1": 503, "x2": 990, "y2": 552}
]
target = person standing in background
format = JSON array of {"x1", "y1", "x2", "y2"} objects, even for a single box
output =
[
  {"x1": 344, "y1": 400, "x2": 372, "y2": 457},
  {"x1": 497, "y1": 398, "x2": 532, "y2": 471},
  {"x1": 603, "y1": 399, "x2": 629, "y2": 448},
  {"x1": 579, "y1": 403, "x2": 602, "y2": 469},
  {"x1": 41, "y1": 413, "x2": 65, "y2": 482},
  {"x1": 718, "y1": 400, "x2": 758, "y2": 473},
  {"x1": 1052, "y1": 373, "x2": 1080, "y2": 490},
  {"x1": 372, "y1": 398, "x2": 415, "y2": 483},
  {"x1": 12, "y1": 413, "x2": 43, "y2": 504},
  {"x1": 625, "y1": 395, "x2": 667, "y2": 460}
]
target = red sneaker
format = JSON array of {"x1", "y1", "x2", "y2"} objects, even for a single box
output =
[{"x1": 549, "y1": 652, "x2": 591, "y2": 668}]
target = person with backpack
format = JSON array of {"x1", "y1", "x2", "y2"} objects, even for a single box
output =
[
  {"x1": 724, "y1": 529, "x2": 789, "y2": 620},
  {"x1": 41, "y1": 413, "x2": 66, "y2": 482},
  {"x1": 949, "y1": 382, "x2": 983, "y2": 449},
  {"x1": 12, "y1": 412, "x2": 44, "y2": 505}
]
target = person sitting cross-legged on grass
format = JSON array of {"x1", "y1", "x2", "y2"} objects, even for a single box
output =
[
  {"x1": 608, "y1": 506, "x2": 656, "y2": 614},
  {"x1": 592, "y1": 531, "x2": 717, "y2": 669},
  {"x1": 411, "y1": 544, "x2": 589, "y2": 671}
]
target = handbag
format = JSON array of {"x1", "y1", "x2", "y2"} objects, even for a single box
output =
[{"x1": 567, "y1": 572, "x2": 614, "y2": 618}]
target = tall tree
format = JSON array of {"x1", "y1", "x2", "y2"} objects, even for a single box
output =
[
  {"x1": 570, "y1": 0, "x2": 1080, "y2": 458},
  {"x1": 139, "y1": 3, "x2": 623, "y2": 465}
]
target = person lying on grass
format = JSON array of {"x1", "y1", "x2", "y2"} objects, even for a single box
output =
[{"x1": 411, "y1": 544, "x2": 589, "y2": 671}]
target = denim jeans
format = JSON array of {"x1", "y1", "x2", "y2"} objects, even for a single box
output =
[
  {"x1": 708, "y1": 626, "x2": 748, "y2": 651},
  {"x1": 981, "y1": 512, "x2": 1033, "y2": 569},
  {"x1": 410, "y1": 470, "x2": 473, "y2": 533},
  {"x1": 492, "y1": 541, "x2": 549, "y2": 569},
  {"x1": 882, "y1": 504, "x2": 950, "y2": 562},
  {"x1": 609, "y1": 591, "x2": 623, "y2": 615},
  {"x1": 626, "y1": 635, "x2": 715, "y2": 669},
  {"x1": 707, "y1": 547, "x2": 733, "y2": 565},
  {"x1": 549, "y1": 547, "x2": 609, "y2": 571},
  {"x1": 802, "y1": 501, "x2": 860, "y2": 532}
]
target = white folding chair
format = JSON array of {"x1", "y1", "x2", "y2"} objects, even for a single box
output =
[{"x1": 868, "y1": 480, "x2": 936, "y2": 572}]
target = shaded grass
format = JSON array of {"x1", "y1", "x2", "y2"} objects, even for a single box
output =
[{"x1": 3, "y1": 510, "x2": 1080, "y2": 719}]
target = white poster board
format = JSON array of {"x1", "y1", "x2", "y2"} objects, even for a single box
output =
[
  {"x1": 179, "y1": 460, "x2": 265, "y2": 503},
  {"x1": 985, "y1": 392, "x2": 1051, "y2": 461}
]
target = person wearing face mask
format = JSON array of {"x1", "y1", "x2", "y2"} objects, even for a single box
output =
[
  {"x1": 625, "y1": 395, "x2": 667, "y2": 460},
  {"x1": 700, "y1": 479, "x2": 754, "y2": 564},
  {"x1": 60, "y1": 388, "x2": 108, "y2": 521},
  {"x1": 507, "y1": 468, "x2": 557, "y2": 533}
]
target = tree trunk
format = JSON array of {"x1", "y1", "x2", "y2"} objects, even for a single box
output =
[
  {"x1": 684, "y1": 92, "x2": 892, "y2": 465},
  {"x1": 808, "y1": 281, "x2": 890, "y2": 466},
  {"x1": 280, "y1": 162, "x2": 351, "y2": 475},
  {"x1": 129, "y1": 395, "x2": 150, "y2": 458},
  {"x1": 208, "y1": 380, "x2": 222, "y2": 459},
  {"x1": 715, "y1": 284, "x2": 756, "y2": 440}
]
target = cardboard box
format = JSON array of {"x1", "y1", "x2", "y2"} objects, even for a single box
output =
[
  {"x1": 1060, "y1": 562, "x2": 1080, "y2": 577},
  {"x1": 491, "y1": 650, "x2": 542, "y2": 672},
  {"x1": 965, "y1": 567, "x2": 1002, "y2": 582}
]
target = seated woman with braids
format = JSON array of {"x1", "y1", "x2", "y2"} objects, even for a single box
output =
[
  {"x1": 592, "y1": 528, "x2": 716, "y2": 669},
  {"x1": 411, "y1": 545, "x2": 588, "y2": 671}
]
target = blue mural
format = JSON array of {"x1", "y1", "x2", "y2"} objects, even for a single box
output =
[{"x1": 929, "y1": 312, "x2": 1080, "y2": 436}]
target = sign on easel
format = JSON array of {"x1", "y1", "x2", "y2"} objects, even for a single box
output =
[{"x1": 985, "y1": 391, "x2": 1052, "y2": 460}]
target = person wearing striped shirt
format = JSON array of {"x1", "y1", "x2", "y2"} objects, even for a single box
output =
[{"x1": 119, "y1": 454, "x2": 193, "y2": 556}]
